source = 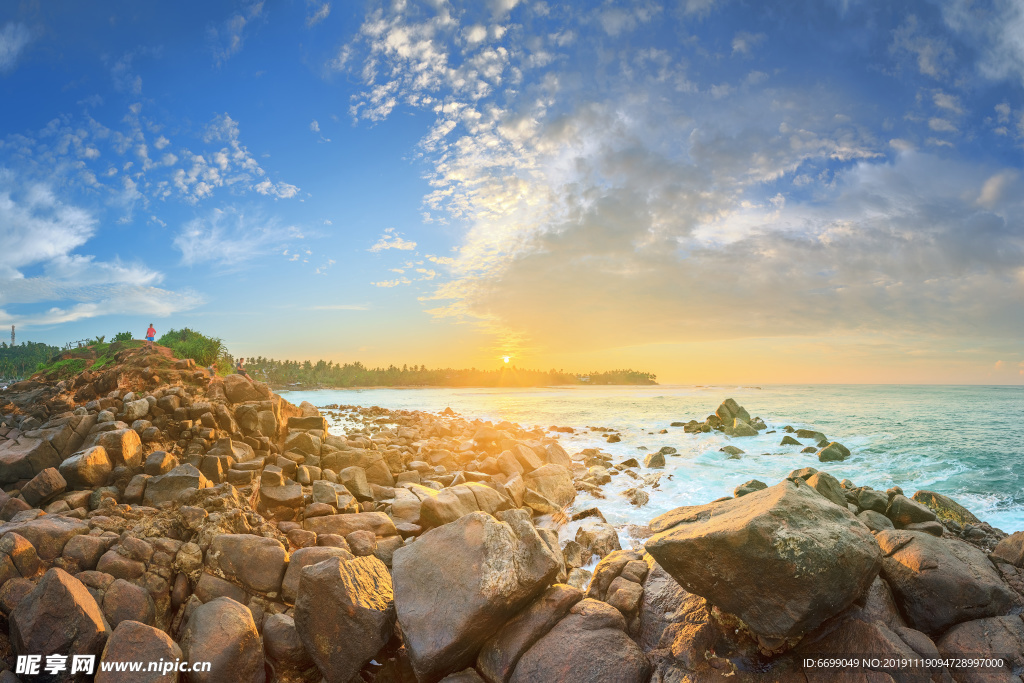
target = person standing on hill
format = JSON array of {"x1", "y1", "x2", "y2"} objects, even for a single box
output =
[{"x1": 145, "y1": 324, "x2": 156, "y2": 349}]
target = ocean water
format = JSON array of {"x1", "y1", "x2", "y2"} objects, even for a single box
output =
[{"x1": 279, "y1": 385, "x2": 1024, "y2": 536}]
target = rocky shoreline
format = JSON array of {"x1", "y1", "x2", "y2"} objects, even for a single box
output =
[{"x1": 0, "y1": 345, "x2": 1021, "y2": 682}]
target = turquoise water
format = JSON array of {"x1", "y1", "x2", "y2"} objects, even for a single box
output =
[{"x1": 279, "y1": 385, "x2": 1024, "y2": 534}]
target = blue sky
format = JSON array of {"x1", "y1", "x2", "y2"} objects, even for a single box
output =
[{"x1": 1, "y1": 0, "x2": 1022, "y2": 383}]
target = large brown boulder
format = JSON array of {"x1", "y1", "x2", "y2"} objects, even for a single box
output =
[
  {"x1": 59, "y1": 446, "x2": 113, "y2": 489},
  {"x1": 0, "y1": 515, "x2": 89, "y2": 560},
  {"x1": 508, "y1": 598, "x2": 650, "y2": 683},
  {"x1": 937, "y1": 615, "x2": 1024, "y2": 679},
  {"x1": 281, "y1": 546, "x2": 354, "y2": 603},
  {"x1": 877, "y1": 529, "x2": 1014, "y2": 635},
  {"x1": 645, "y1": 479, "x2": 882, "y2": 641},
  {"x1": 294, "y1": 555, "x2": 395, "y2": 683},
  {"x1": 97, "y1": 620, "x2": 183, "y2": 683},
  {"x1": 392, "y1": 511, "x2": 560, "y2": 682},
  {"x1": 207, "y1": 534, "x2": 288, "y2": 596},
  {"x1": 263, "y1": 613, "x2": 315, "y2": 681},
  {"x1": 523, "y1": 465, "x2": 575, "y2": 509},
  {"x1": 179, "y1": 597, "x2": 265, "y2": 683},
  {"x1": 10, "y1": 568, "x2": 109, "y2": 667},
  {"x1": 476, "y1": 584, "x2": 583, "y2": 683},
  {"x1": 302, "y1": 511, "x2": 397, "y2": 537},
  {"x1": 223, "y1": 374, "x2": 261, "y2": 403}
]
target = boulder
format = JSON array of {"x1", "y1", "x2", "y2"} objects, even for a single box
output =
[
  {"x1": 97, "y1": 620, "x2": 183, "y2": 683},
  {"x1": 523, "y1": 465, "x2": 574, "y2": 509},
  {"x1": 59, "y1": 446, "x2": 114, "y2": 489},
  {"x1": 643, "y1": 452, "x2": 665, "y2": 468},
  {"x1": 727, "y1": 419, "x2": 758, "y2": 437},
  {"x1": 281, "y1": 546, "x2": 355, "y2": 603},
  {"x1": 734, "y1": 479, "x2": 767, "y2": 497},
  {"x1": 817, "y1": 441, "x2": 850, "y2": 462},
  {"x1": 477, "y1": 584, "x2": 583, "y2": 683},
  {"x1": 509, "y1": 598, "x2": 650, "y2": 683},
  {"x1": 992, "y1": 531, "x2": 1024, "y2": 567},
  {"x1": 10, "y1": 568, "x2": 108, "y2": 662},
  {"x1": 223, "y1": 374, "x2": 261, "y2": 403},
  {"x1": 179, "y1": 597, "x2": 265, "y2": 683},
  {"x1": 262, "y1": 613, "x2": 315, "y2": 679},
  {"x1": 20, "y1": 467, "x2": 66, "y2": 507},
  {"x1": 937, "y1": 615, "x2": 1024, "y2": 677},
  {"x1": 294, "y1": 555, "x2": 395, "y2": 683},
  {"x1": 877, "y1": 529, "x2": 1014, "y2": 635},
  {"x1": 886, "y1": 495, "x2": 938, "y2": 527},
  {"x1": 804, "y1": 471, "x2": 847, "y2": 508},
  {"x1": 88, "y1": 428, "x2": 143, "y2": 467},
  {"x1": 0, "y1": 515, "x2": 89, "y2": 560},
  {"x1": 645, "y1": 479, "x2": 881, "y2": 640},
  {"x1": 0, "y1": 532, "x2": 40, "y2": 583},
  {"x1": 393, "y1": 511, "x2": 560, "y2": 681},
  {"x1": 303, "y1": 512, "x2": 398, "y2": 538},
  {"x1": 543, "y1": 443, "x2": 573, "y2": 468},
  {"x1": 102, "y1": 579, "x2": 155, "y2": 627},
  {"x1": 912, "y1": 490, "x2": 980, "y2": 526},
  {"x1": 143, "y1": 465, "x2": 210, "y2": 507},
  {"x1": 207, "y1": 534, "x2": 288, "y2": 596}
]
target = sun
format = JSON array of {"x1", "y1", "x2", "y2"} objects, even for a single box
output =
[{"x1": 502, "y1": 356, "x2": 510, "y2": 364}]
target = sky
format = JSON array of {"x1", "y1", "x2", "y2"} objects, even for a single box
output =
[{"x1": 0, "y1": 0, "x2": 1022, "y2": 385}]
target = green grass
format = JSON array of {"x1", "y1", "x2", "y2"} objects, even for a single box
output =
[
  {"x1": 157, "y1": 328, "x2": 228, "y2": 367},
  {"x1": 38, "y1": 358, "x2": 87, "y2": 379}
]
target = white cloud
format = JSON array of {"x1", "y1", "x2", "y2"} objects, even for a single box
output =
[
  {"x1": 175, "y1": 207, "x2": 299, "y2": 267},
  {"x1": 310, "y1": 120, "x2": 320, "y2": 133},
  {"x1": 928, "y1": 117, "x2": 958, "y2": 133},
  {"x1": 368, "y1": 227, "x2": 417, "y2": 252},
  {"x1": 0, "y1": 22, "x2": 33, "y2": 73},
  {"x1": 0, "y1": 173, "x2": 200, "y2": 327},
  {"x1": 307, "y1": 2, "x2": 331, "y2": 27},
  {"x1": 371, "y1": 277, "x2": 412, "y2": 287},
  {"x1": 732, "y1": 31, "x2": 765, "y2": 55},
  {"x1": 209, "y1": 1, "x2": 265, "y2": 66},
  {"x1": 891, "y1": 15, "x2": 955, "y2": 78}
]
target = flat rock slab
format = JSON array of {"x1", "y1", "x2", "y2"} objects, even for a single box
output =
[
  {"x1": 303, "y1": 512, "x2": 398, "y2": 537},
  {"x1": 645, "y1": 479, "x2": 882, "y2": 640}
]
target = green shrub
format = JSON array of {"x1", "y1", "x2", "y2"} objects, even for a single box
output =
[
  {"x1": 156, "y1": 328, "x2": 227, "y2": 366},
  {"x1": 112, "y1": 331, "x2": 133, "y2": 342}
]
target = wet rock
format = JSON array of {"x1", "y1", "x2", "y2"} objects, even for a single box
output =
[
  {"x1": 509, "y1": 598, "x2": 650, "y2": 683},
  {"x1": 858, "y1": 510, "x2": 895, "y2": 533},
  {"x1": 817, "y1": 441, "x2": 851, "y2": 462},
  {"x1": 734, "y1": 479, "x2": 767, "y2": 497},
  {"x1": 393, "y1": 511, "x2": 560, "y2": 682},
  {"x1": 96, "y1": 620, "x2": 183, "y2": 683},
  {"x1": 642, "y1": 452, "x2": 665, "y2": 468},
  {"x1": 179, "y1": 597, "x2": 265, "y2": 683},
  {"x1": 646, "y1": 479, "x2": 881, "y2": 640},
  {"x1": 294, "y1": 555, "x2": 395, "y2": 683},
  {"x1": 10, "y1": 567, "x2": 109, "y2": 664},
  {"x1": 575, "y1": 524, "x2": 621, "y2": 560},
  {"x1": 878, "y1": 529, "x2": 1014, "y2": 635},
  {"x1": 857, "y1": 488, "x2": 889, "y2": 514},
  {"x1": 780, "y1": 435, "x2": 801, "y2": 446}
]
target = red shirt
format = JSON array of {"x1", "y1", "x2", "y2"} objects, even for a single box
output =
[{"x1": 146, "y1": 327, "x2": 155, "y2": 337}]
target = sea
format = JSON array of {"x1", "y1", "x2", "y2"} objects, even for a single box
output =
[{"x1": 278, "y1": 385, "x2": 1024, "y2": 541}]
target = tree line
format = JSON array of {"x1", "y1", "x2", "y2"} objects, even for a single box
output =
[
  {"x1": 241, "y1": 357, "x2": 657, "y2": 388},
  {"x1": 0, "y1": 342, "x2": 62, "y2": 380}
]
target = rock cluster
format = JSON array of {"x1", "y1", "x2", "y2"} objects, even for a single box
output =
[{"x1": 0, "y1": 350, "x2": 1020, "y2": 682}]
